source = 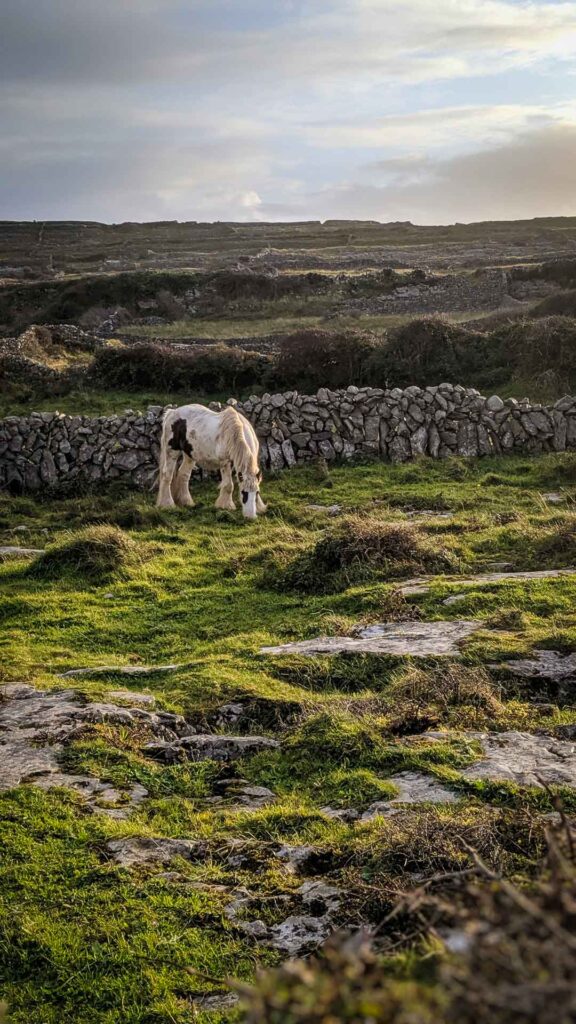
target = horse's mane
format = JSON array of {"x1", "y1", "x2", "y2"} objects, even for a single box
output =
[{"x1": 217, "y1": 407, "x2": 258, "y2": 476}]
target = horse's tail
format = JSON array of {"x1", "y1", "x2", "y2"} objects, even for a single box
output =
[{"x1": 158, "y1": 407, "x2": 177, "y2": 476}]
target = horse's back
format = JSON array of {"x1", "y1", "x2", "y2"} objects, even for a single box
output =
[
  {"x1": 170, "y1": 402, "x2": 218, "y2": 424},
  {"x1": 164, "y1": 403, "x2": 258, "y2": 466}
]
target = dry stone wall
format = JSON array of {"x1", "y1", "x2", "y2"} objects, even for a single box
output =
[
  {"x1": 1, "y1": 384, "x2": 576, "y2": 493},
  {"x1": 340, "y1": 269, "x2": 508, "y2": 316}
]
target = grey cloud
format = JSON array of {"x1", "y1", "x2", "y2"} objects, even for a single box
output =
[
  {"x1": 2, "y1": 0, "x2": 576, "y2": 88},
  {"x1": 278, "y1": 124, "x2": 576, "y2": 223},
  {"x1": 0, "y1": 1, "x2": 166, "y2": 83},
  {"x1": 1, "y1": 1, "x2": 576, "y2": 222}
]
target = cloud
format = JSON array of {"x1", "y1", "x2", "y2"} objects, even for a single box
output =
[
  {"x1": 1, "y1": 0, "x2": 576, "y2": 89},
  {"x1": 307, "y1": 104, "x2": 570, "y2": 150},
  {"x1": 1, "y1": 1, "x2": 576, "y2": 221},
  {"x1": 269, "y1": 122, "x2": 576, "y2": 223}
]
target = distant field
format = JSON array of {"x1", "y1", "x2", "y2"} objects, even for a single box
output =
[
  {"x1": 121, "y1": 308, "x2": 498, "y2": 342},
  {"x1": 0, "y1": 388, "x2": 234, "y2": 419}
]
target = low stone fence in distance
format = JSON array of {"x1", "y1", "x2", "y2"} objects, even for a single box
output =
[{"x1": 1, "y1": 384, "x2": 575, "y2": 494}]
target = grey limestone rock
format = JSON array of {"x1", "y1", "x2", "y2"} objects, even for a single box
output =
[
  {"x1": 400, "y1": 567, "x2": 576, "y2": 597},
  {"x1": 462, "y1": 731, "x2": 576, "y2": 788},
  {"x1": 145, "y1": 733, "x2": 280, "y2": 764},
  {"x1": 261, "y1": 620, "x2": 484, "y2": 658},
  {"x1": 361, "y1": 772, "x2": 458, "y2": 819},
  {"x1": 0, "y1": 683, "x2": 172, "y2": 814},
  {"x1": 0, "y1": 545, "x2": 45, "y2": 560},
  {"x1": 105, "y1": 837, "x2": 202, "y2": 867}
]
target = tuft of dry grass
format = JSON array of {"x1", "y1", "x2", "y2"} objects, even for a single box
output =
[
  {"x1": 28, "y1": 524, "x2": 144, "y2": 582},
  {"x1": 536, "y1": 517, "x2": 576, "y2": 563},
  {"x1": 273, "y1": 515, "x2": 462, "y2": 593},
  {"x1": 386, "y1": 662, "x2": 503, "y2": 732}
]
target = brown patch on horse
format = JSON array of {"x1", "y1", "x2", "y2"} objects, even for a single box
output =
[{"x1": 169, "y1": 418, "x2": 194, "y2": 458}]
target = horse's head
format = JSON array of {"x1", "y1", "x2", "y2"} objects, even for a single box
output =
[{"x1": 239, "y1": 468, "x2": 262, "y2": 520}]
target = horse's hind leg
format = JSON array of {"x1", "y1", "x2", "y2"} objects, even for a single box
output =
[
  {"x1": 157, "y1": 447, "x2": 179, "y2": 508},
  {"x1": 215, "y1": 462, "x2": 236, "y2": 511},
  {"x1": 172, "y1": 453, "x2": 196, "y2": 507}
]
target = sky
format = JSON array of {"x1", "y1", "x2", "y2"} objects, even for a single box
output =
[{"x1": 1, "y1": 0, "x2": 575, "y2": 225}]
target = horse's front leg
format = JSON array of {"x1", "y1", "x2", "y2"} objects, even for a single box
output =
[
  {"x1": 215, "y1": 462, "x2": 236, "y2": 511},
  {"x1": 256, "y1": 493, "x2": 267, "y2": 515}
]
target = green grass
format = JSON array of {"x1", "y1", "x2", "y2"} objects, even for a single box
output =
[
  {"x1": 1, "y1": 454, "x2": 576, "y2": 1022},
  {"x1": 0, "y1": 388, "x2": 234, "y2": 418},
  {"x1": 120, "y1": 308, "x2": 492, "y2": 342}
]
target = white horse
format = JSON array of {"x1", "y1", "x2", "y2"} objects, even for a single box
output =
[{"x1": 156, "y1": 404, "x2": 267, "y2": 519}]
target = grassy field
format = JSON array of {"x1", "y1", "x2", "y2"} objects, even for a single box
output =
[
  {"x1": 0, "y1": 388, "x2": 234, "y2": 419},
  {"x1": 120, "y1": 308, "x2": 498, "y2": 342},
  {"x1": 1, "y1": 453, "x2": 576, "y2": 1022}
]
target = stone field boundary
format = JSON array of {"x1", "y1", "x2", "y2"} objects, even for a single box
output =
[{"x1": 1, "y1": 383, "x2": 575, "y2": 493}]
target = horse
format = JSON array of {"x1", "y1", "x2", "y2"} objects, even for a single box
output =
[{"x1": 156, "y1": 404, "x2": 267, "y2": 519}]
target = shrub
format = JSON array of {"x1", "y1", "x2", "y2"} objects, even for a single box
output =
[
  {"x1": 489, "y1": 316, "x2": 576, "y2": 392},
  {"x1": 273, "y1": 516, "x2": 461, "y2": 593},
  {"x1": 28, "y1": 525, "x2": 143, "y2": 582},
  {"x1": 239, "y1": 810, "x2": 564, "y2": 1024},
  {"x1": 239, "y1": 931, "x2": 445, "y2": 1023},
  {"x1": 512, "y1": 258, "x2": 576, "y2": 290},
  {"x1": 533, "y1": 290, "x2": 576, "y2": 319},
  {"x1": 91, "y1": 342, "x2": 271, "y2": 391},
  {"x1": 270, "y1": 329, "x2": 379, "y2": 391},
  {"x1": 365, "y1": 318, "x2": 494, "y2": 389}
]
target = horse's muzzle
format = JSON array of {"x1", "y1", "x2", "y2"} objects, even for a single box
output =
[{"x1": 242, "y1": 491, "x2": 258, "y2": 519}]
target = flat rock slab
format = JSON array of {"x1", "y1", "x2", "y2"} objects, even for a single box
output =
[
  {"x1": 400, "y1": 568, "x2": 576, "y2": 597},
  {"x1": 105, "y1": 837, "x2": 202, "y2": 867},
  {"x1": 462, "y1": 731, "x2": 576, "y2": 788},
  {"x1": 0, "y1": 682, "x2": 187, "y2": 814},
  {"x1": 0, "y1": 545, "x2": 44, "y2": 561},
  {"x1": 192, "y1": 994, "x2": 239, "y2": 1013},
  {"x1": 145, "y1": 733, "x2": 280, "y2": 764},
  {"x1": 261, "y1": 620, "x2": 483, "y2": 658},
  {"x1": 268, "y1": 914, "x2": 333, "y2": 955},
  {"x1": 0, "y1": 683, "x2": 187, "y2": 748},
  {"x1": 108, "y1": 689, "x2": 156, "y2": 705},
  {"x1": 225, "y1": 784, "x2": 276, "y2": 810},
  {"x1": 404, "y1": 510, "x2": 454, "y2": 520},
  {"x1": 305, "y1": 504, "x2": 343, "y2": 516},
  {"x1": 59, "y1": 664, "x2": 180, "y2": 678},
  {"x1": 494, "y1": 650, "x2": 576, "y2": 680},
  {"x1": 361, "y1": 771, "x2": 458, "y2": 819}
]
